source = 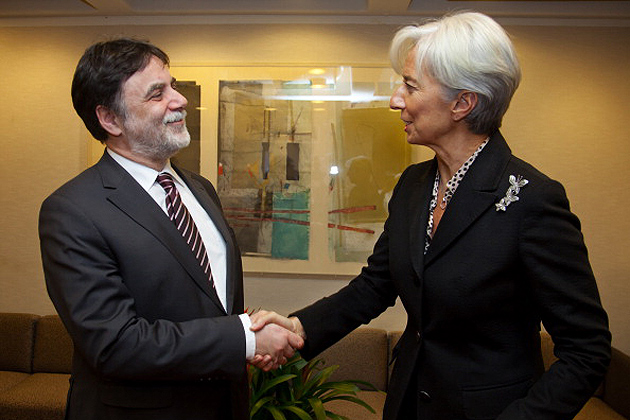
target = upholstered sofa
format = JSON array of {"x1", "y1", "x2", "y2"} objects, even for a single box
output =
[
  {"x1": 0, "y1": 312, "x2": 628, "y2": 420},
  {"x1": 320, "y1": 329, "x2": 630, "y2": 420},
  {"x1": 0, "y1": 313, "x2": 73, "y2": 420}
]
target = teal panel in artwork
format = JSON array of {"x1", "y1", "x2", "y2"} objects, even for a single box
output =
[{"x1": 271, "y1": 191, "x2": 309, "y2": 260}]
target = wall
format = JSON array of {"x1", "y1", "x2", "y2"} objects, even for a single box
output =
[{"x1": 0, "y1": 21, "x2": 628, "y2": 354}]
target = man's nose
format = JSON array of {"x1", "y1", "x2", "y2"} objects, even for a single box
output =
[{"x1": 170, "y1": 88, "x2": 188, "y2": 110}]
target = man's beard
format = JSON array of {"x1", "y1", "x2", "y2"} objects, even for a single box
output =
[{"x1": 124, "y1": 110, "x2": 191, "y2": 162}]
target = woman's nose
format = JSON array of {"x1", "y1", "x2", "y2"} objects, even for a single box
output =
[{"x1": 390, "y1": 86, "x2": 405, "y2": 110}]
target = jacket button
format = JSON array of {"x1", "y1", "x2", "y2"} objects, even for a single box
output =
[{"x1": 418, "y1": 390, "x2": 432, "y2": 403}]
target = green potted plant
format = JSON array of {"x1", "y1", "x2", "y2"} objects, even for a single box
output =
[{"x1": 249, "y1": 353, "x2": 381, "y2": 420}]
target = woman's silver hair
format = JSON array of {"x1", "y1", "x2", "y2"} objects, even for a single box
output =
[{"x1": 389, "y1": 11, "x2": 521, "y2": 134}]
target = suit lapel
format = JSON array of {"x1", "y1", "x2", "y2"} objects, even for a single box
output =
[
  {"x1": 97, "y1": 153, "x2": 227, "y2": 314},
  {"x1": 424, "y1": 132, "x2": 512, "y2": 267},
  {"x1": 409, "y1": 160, "x2": 436, "y2": 281}
]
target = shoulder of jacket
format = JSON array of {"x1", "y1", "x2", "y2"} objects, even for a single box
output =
[{"x1": 505, "y1": 155, "x2": 561, "y2": 188}]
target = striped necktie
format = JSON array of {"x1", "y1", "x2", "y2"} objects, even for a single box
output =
[{"x1": 156, "y1": 173, "x2": 214, "y2": 289}]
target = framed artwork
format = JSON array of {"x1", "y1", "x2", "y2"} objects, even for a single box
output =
[{"x1": 170, "y1": 65, "x2": 411, "y2": 275}]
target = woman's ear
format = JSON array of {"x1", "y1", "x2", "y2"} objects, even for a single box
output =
[
  {"x1": 452, "y1": 91, "x2": 478, "y2": 122},
  {"x1": 95, "y1": 105, "x2": 123, "y2": 137}
]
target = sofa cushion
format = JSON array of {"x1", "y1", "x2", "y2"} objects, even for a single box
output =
[
  {"x1": 317, "y1": 327, "x2": 389, "y2": 391},
  {"x1": 575, "y1": 397, "x2": 627, "y2": 420},
  {"x1": 0, "y1": 371, "x2": 30, "y2": 393},
  {"x1": 324, "y1": 389, "x2": 386, "y2": 420},
  {"x1": 0, "y1": 313, "x2": 38, "y2": 373},
  {"x1": 603, "y1": 347, "x2": 630, "y2": 419},
  {"x1": 33, "y1": 315, "x2": 73, "y2": 374},
  {"x1": 0, "y1": 373, "x2": 70, "y2": 420}
]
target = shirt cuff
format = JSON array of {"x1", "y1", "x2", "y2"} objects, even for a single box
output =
[{"x1": 239, "y1": 313, "x2": 256, "y2": 361}]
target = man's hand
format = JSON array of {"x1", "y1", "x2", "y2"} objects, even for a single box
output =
[
  {"x1": 252, "y1": 322, "x2": 304, "y2": 371},
  {"x1": 250, "y1": 310, "x2": 306, "y2": 340}
]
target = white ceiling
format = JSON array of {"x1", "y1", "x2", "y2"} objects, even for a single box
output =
[{"x1": 0, "y1": 0, "x2": 628, "y2": 23}]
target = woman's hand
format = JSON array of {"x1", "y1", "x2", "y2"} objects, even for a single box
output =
[{"x1": 250, "y1": 310, "x2": 306, "y2": 340}]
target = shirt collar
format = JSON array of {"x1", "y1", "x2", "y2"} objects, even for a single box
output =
[
  {"x1": 435, "y1": 137, "x2": 490, "y2": 207},
  {"x1": 106, "y1": 148, "x2": 182, "y2": 192}
]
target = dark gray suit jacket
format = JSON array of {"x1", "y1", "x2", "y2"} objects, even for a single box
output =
[
  {"x1": 294, "y1": 131, "x2": 611, "y2": 420},
  {"x1": 39, "y1": 152, "x2": 248, "y2": 420}
]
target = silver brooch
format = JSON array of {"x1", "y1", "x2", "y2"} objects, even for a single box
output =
[{"x1": 495, "y1": 175, "x2": 528, "y2": 212}]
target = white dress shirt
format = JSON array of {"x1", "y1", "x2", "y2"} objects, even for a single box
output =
[{"x1": 107, "y1": 148, "x2": 255, "y2": 360}]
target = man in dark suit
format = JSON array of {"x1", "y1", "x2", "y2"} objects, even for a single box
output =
[{"x1": 39, "y1": 38, "x2": 302, "y2": 420}]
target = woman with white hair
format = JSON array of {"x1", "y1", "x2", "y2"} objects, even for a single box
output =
[{"x1": 252, "y1": 11, "x2": 611, "y2": 419}]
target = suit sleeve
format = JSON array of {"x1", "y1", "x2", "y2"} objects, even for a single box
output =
[
  {"x1": 39, "y1": 192, "x2": 247, "y2": 381},
  {"x1": 291, "y1": 168, "x2": 411, "y2": 358},
  {"x1": 294, "y1": 229, "x2": 398, "y2": 358},
  {"x1": 499, "y1": 179, "x2": 611, "y2": 419}
]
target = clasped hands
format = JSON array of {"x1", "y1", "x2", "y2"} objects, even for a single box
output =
[{"x1": 249, "y1": 310, "x2": 307, "y2": 371}]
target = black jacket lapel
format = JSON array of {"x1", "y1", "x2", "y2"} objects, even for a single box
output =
[
  {"x1": 97, "y1": 153, "x2": 227, "y2": 314},
  {"x1": 408, "y1": 160, "x2": 436, "y2": 281},
  {"x1": 424, "y1": 131, "x2": 512, "y2": 267}
]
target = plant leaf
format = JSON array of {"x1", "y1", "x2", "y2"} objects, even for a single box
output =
[
  {"x1": 250, "y1": 396, "x2": 275, "y2": 417},
  {"x1": 302, "y1": 366, "x2": 338, "y2": 397},
  {"x1": 249, "y1": 353, "x2": 382, "y2": 420},
  {"x1": 345, "y1": 379, "x2": 381, "y2": 391},
  {"x1": 291, "y1": 355, "x2": 308, "y2": 370},
  {"x1": 316, "y1": 382, "x2": 360, "y2": 393},
  {"x1": 257, "y1": 374, "x2": 297, "y2": 396},
  {"x1": 282, "y1": 405, "x2": 313, "y2": 420},
  {"x1": 321, "y1": 395, "x2": 376, "y2": 413},
  {"x1": 308, "y1": 397, "x2": 327, "y2": 420},
  {"x1": 265, "y1": 406, "x2": 287, "y2": 420},
  {"x1": 324, "y1": 411, "x2": 349, "y2": 420}
]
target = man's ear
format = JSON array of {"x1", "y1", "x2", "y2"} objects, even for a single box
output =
[
  {"x1": 452, "y1": 91, "x2": 478, "y2": 122},
  {"x1": 95, "y1": 105, "x2": 123, "y2": 137}
]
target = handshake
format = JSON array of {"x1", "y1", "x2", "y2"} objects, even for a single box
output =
[{"x1": 249, "y1": 311, "x2": 307, "y2": 371}]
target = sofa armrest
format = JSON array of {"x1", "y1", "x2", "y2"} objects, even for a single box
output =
[
  {"x1": 316, "y1": 327, "x2": 389, "y2": 391},
  {"x1": 0, "y1": 313, "x2": 39, "y2": 373},
  {"x1": 33, "y1": 315, "x2": 73, "y2": 374},
  {"x1": 603, "y1": 347, "x2": 630, "y2": 419}
]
